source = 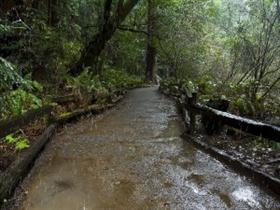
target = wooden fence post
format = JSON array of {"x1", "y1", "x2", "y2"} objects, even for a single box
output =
[{"x1": 185, "y1": 92, "x2": 197, "y2": 134}]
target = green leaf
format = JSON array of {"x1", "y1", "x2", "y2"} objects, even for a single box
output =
[
  {"x1": 15, "y1": 138, "x2": 30, "y2": 151},
  {"x1": 5, "y1": 134, "x2": 17, "y2": 144}
]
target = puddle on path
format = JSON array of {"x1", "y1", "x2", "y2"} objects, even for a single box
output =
[{"x1": 15, "y1": 87, "x2": 280, "y2": 210}]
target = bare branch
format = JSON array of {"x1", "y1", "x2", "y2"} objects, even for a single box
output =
[{"x1": 261, "y1": 76, "x2": 280, "y2": 99}]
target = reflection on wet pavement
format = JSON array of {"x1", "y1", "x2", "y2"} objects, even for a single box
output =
[{"x1": 19, "y1": 87, "x2": 279, "y2": 210}]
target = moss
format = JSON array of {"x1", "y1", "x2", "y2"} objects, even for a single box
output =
[{"x1": 59, "y1": 112, "x2": 73, "y2": 118}]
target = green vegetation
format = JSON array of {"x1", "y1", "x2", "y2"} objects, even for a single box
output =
[
  {"x1": 67, "y1": 68, "x2": 144, "y2": 102},
  {"x1": 0, "y1": 0, "x2": 145, "y2": 121},
  {"x1": 0, "y1": 0, "x2": 279, "y2": 151},
  {"x1": 0, "y1": 60, "x2": 43, "y2": 120},
  {"x1": 4, "y1": 134, "x2": 30, "y2": 151},
  {"x1": 161, "y1": 74, "x2": 280, "y2": 119},
  {"x1": 0, "y1": 89, "x2": 42, "y2": 119},
  {"x1": 100, "y1": 69, "x2": 144, "y2": 90}
]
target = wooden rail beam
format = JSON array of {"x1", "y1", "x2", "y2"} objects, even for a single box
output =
[{"x1": 192, "y1": 103, "x2": 280, "y2": 142}]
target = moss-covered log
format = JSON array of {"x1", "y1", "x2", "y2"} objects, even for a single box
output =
[
  {"x1": 52, "y1": 105, "x2": 109, "y2": 124},
  {"x1": 0, "y1": 124, "x2": 57, "y2": 205},
  {"x1": 51, "y1": 95, "x2": 123, "y2": 124}
]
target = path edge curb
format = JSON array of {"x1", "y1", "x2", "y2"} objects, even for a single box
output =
[
  {"x1": 182, "y1": 132, "x2": 280, "y2": 195},
  {"x1": 0, "y1": 124, "x2": 57, "y2": 206}
]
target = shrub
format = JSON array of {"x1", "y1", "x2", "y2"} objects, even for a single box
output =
[
  {"x1": 0, "y1": 89, "x2": 42, "y2": 120},
  {"x1": 66, "y1": 69, "x2": 106, "y2": 97},
  {"x1": 0, "y1": 57, "x2": 22, "y2": 93},
  {"x1": 101, "y1": 68, "x2": 144, "y2": 90}
]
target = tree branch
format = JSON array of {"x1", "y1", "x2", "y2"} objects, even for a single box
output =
[
  {"x1": 117, "y1": 26, "x2": 148, "y2": 35},
  {"x1": 261, "y1": 76, "x2": 280, "y2": 99}
]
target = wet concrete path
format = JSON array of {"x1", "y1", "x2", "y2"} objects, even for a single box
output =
[{"x1": 18, "y1": 87, "x2": 279, "y2": 210}]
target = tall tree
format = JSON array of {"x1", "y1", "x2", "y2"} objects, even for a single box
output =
[
  {"x1": 47, "y1": 0, "x2": 59, "y2": 26},
  {"x1": 70, "y1": 0, "x2": 141, "y2": 76},
  {"x1": 145, "y1": 0, "x2": 157, "y2": 82}
]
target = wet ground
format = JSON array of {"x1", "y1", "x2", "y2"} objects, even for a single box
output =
[{"x1": 15, "y1": 87, "x2": 279, "y2": 210}]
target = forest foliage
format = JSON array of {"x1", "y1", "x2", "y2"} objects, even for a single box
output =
[{"x1": 0, "y1": 0, "x2": 279, "y2": 124}]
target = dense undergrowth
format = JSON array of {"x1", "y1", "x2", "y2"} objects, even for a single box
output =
[
  {"x1": 1, "y1": 69, "x2": 143, "y2": 120},
  {"x1": 67, "y1": 68, "x2": 144, "y2": 102},
  {"x1": 0, "y1": 63, "x2": 144, "y2": 152}
]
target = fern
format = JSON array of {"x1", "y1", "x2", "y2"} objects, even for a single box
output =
[{"x1": 4, "y1": 134, "x2": 30, "y2": 151}]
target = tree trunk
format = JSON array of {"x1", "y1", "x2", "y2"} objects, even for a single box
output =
[
  {"x1": 31, "y1": 0, "x2": 39, "y2": 9},
  {"x1": 1, "y1": 0, "x2": 40, "y2": 12},
  {"x1": 1, "y1": 0, "x2": 14, "y2": 12},
  {"x1": 70, "y1": 0, "x2": 140, "y2": 76},
  {"x1": 1, "y1": 0, "x2": 25, "y2": 12},
  {"x1": 145, "y1": 0, "x2": 157, "y2": 82},
  {"x1": 47, "y1": 0, "x2": 59, "y2": 26}
]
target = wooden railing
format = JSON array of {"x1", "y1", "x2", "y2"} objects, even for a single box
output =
[{"x1": 160, "y1": 85, "x2": 280, "y2": 142}]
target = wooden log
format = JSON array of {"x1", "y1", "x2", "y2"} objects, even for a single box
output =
[
  {"x1": 49, "y1": 95, "x2": 77, "y2": 104},
  {"x1": 51, "y1": 95, "x2": 124, "y2": 124},
  {"x1": 52, "y1": 105, "x2": 107, "y2": 124},
  {"x1": 0, "y1": 106, "x2": 53, "y2": 138},
  {"x1": 0, "y1": 124, "x2": 57, "y2": 205},
  {"x1": 192, "y1": 103, "x2": 280, "y2": 142}
]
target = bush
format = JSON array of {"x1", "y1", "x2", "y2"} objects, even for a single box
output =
[
  {"x1": 0, "y1": 89, "x2": 42, "y2": 120},
  {"x1": 196, "y1": 75, "x2": 218, "y2": 97},
  {"x1": 66, "y1": 69, "x2": 106, "y2": 97},
  {"x1": 180, "y1": 78, "x2": 198, "y2": 97},
  {"x1": 101, "y1": 69, "x2": 144, "y2": 90},
  {"x1": 0, "y1": 57, "x2": 22, "y2": 93},
  {"x1": 0, "y1": 58, "x2": 43, "y2": 120},
  {"x1": 67, "y1": 68, "x2": 144, "y2": 103}
]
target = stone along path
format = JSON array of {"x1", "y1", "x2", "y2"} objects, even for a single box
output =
[{"x1": 16, "y1": 87, "x2": 279, "y2": 210}]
